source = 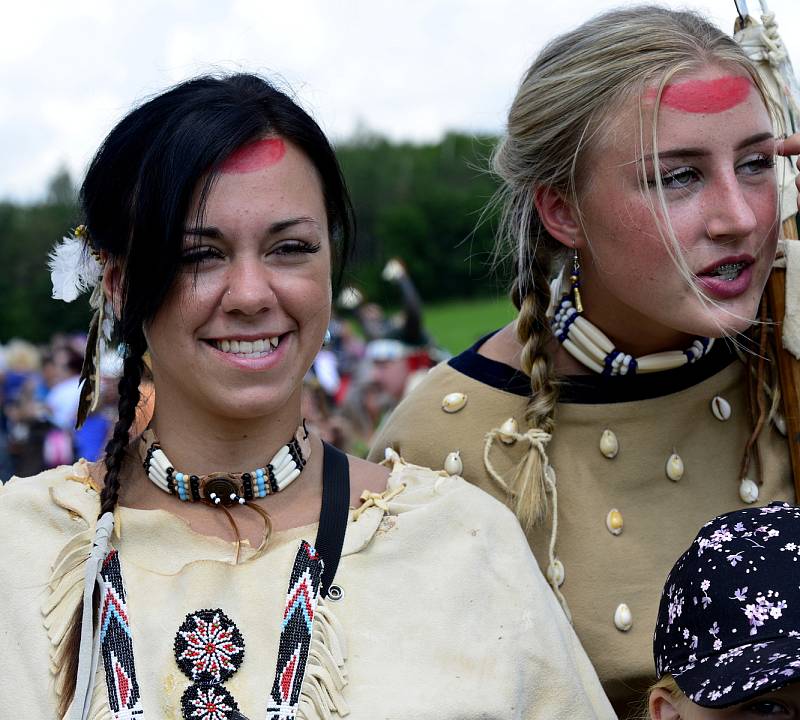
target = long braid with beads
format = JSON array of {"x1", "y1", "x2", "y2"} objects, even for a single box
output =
[{"x1": 56, "y1": 336, "x2": 145, "y2": 718}]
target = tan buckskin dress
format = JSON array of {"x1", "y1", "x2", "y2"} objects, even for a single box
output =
[
  {"x1": 0, "y1": 454, "x2": 614, "y2": 719},
  {"x1": 369, "y1": 336, "x2": 795, "y2": 718}
]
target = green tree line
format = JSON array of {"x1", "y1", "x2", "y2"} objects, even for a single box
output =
[{"x1": 0, "y1": 132, "x2": 504, "y2": 343}]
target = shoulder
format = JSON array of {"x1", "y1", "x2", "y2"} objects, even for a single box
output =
[
  {"x1": 347, "y1": 453, "x2": 391, "y2": 497},
  {"x1": 0, "y1": 461, "x2": 101, "y2": 541},
  {"x1": 348, "y1": 450, "x2": 527, "y2": 554}
]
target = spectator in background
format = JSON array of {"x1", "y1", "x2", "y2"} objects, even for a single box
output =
[{"x1": 44, "y1": 346, "x2": 82, "y2": 432}]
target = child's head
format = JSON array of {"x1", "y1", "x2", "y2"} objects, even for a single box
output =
[{"x1": 650, "y1": 503, "x2": 800, "y2": 718}]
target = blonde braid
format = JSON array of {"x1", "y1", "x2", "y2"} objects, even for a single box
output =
[{"x1": 510, "y1": 275, "x2": 560, "y2": 530}]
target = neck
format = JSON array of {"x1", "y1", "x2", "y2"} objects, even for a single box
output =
[
  {"x1": 577, "y1": 273, "x2": 694, "y2": 357},
  {"x1": 148, "y1": 391, "x2": 303, "y2": 477}
]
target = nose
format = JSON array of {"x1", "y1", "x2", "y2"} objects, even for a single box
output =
[
  {"x1": 704, "y1": 172, "x2": 759, "y2": 241},
  {"x1": 220, "y1": 256, "x2": 276, "y2": 315}
]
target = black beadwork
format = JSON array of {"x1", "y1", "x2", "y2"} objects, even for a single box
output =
[
  {"x1": 180, "y1": 683, "x2": 241, "y2": 720},
  {"x1": 174, "y1": 608, "x2": 245, "y2": 685},
  {"x1": 190, "y1": 475, "x2": 200, "y2": 501},
  {"x1": 242, "y1": 473, "x2": 253, "y2": 500}
]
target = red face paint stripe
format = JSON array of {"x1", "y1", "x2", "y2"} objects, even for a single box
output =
[
  {"x1": 220, "y1": 137, "x2": 286, "y2": 173},
  {"x1": 647, "y1": 76, "x2": 752, "y2": 114}
]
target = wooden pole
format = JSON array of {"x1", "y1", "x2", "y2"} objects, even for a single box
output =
[{"x1": 765, "y1": 218, "x2": 800, "y2": 501}]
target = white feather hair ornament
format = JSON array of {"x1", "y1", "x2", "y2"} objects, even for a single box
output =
[{"x1": 48, "y1": 225, "x2": 104, "y2": 303}]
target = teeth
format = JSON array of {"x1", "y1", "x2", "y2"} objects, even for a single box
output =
[
  {"x1": 212, "y1": 336, "x2": 280, "y2": 355},
  {"x1": 711, "y1": 262, "x2": 745, "y2": 281}
]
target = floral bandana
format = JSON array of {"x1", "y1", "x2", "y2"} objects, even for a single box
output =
[{"x1": 654, "y1": 502, "x2": 800, "y2": 708}]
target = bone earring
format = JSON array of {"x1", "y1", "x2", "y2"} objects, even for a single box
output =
[{"x1": 570, "y1": 244, "x2": 583, "y2": 313}]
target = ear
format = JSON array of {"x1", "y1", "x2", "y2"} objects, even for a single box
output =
[
  {"x1": 534, "y1": 186, "x2": 586, "y2": 250},
  {"x1": 101, "y1": 261, "x2": 123, "y2": 320},
  {"x1": 649, "y1": 688, "x2": 682, "y2": 720}
]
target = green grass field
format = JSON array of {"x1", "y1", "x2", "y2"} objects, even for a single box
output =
[{"x1": 423, "y1": 295, "x2": 516, "y2": 355}]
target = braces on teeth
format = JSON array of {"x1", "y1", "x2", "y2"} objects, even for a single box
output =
[{"x1": 712, "y1": 263, "x2": 746, "y2": 281}]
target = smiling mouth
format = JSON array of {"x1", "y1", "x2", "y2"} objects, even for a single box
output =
[
  {"x1": 207, "y1": 336, "x2": 281, "y2": 358},
  {"x1": 704, "y1": 261, "x2": 748, "y2": 282}
]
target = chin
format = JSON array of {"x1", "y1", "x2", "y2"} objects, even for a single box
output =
[
  {"x1": 214, "y1": 394, "x2": 296, "y2": 421},
  {"x1": 694, "y1": 308, "x2": 759, "y2": 339}
]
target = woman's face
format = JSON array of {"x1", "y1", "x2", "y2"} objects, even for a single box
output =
[
  {"x1": 651, "y1": 683, "x2": 800, "y2": 718},
  {"x1": 145, "y1": 137, "x2": 332, "y2": 421},
  {"x1": 575, "y1": 64, "x2": 778, "y2": 353}
]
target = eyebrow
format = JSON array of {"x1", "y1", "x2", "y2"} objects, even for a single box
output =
[
  {"x1": 184, "y1": 216, "x2": 321, "y2": 238},
  {"x1": 641, "y1": 132, "x2": 775, "y2": 162}
]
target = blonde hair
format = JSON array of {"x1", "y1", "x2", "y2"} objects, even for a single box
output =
[
  {"x1": 490, "y1": 6, "x2": 778, "y2": 529},
  {"x1": 4, "y1": 339, "x2": 41, "y2": 373}
]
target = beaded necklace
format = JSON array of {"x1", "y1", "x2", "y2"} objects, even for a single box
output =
[
  {"x1": 139, "y1": 422, "x2": 310, "y2": 506},
  {"x1": 547, "y1": 272, "x2": 714, "y2": 375}
]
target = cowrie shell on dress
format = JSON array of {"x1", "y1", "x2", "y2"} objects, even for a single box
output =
[
  {"x1": 739, "y1": 477, "x2": 759, "y2": 504},
  {"x1": 599, "y1": 429, "x2": 619, "y2": 459},
  {"x1": 710, "y1": 396, "x2": 731, "y2": 421},
  {"x1": 606, "y1": 509, "x2": 623, "y2": 536},
  {"x1": 441, "y1": 392, "x2": 467, "y2": 413},
  {"x1": 614, "y1": 603, "x2": 633, "y2": 632},
  {"x1": 498, "y1": 417, "x2": 519, "y2": 444},
  {"x1": 666, "y1": 453, "x2": 684, "y2": 482},
  {"x1": 774, "y1": 413, "x2": 787, "y2": 436},
  {"x1": 444, "y1": 450, "x2": 463, "y2": 476},
  {"x1": 546, "y1": 559, "x2": 565, "y2": 587}
]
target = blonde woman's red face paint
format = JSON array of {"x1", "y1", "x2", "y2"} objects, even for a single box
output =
[
  {"x1": 220, "y1": 138, "x2": 286, "y2": 174},
  {"x1": 647, "y1": 75, "x2": 752, "y2": 114}
]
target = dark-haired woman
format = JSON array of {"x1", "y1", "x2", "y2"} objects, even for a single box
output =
[
  {"x1": 369, "y1": 7, "x2": 798, "y2": 717},
  {"x1": 0, "y1": 75, "x2": 613, "y2": 719}
]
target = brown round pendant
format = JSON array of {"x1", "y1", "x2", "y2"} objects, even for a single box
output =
[{"x1": 202, "y1": 474, "x2": 240, "y2": 506}]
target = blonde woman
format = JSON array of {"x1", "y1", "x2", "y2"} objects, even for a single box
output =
[{"x1": 369, "y1": 6, "x2": 797, "y2": 716}]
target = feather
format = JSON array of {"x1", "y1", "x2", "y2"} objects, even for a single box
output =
[
  {"x1": 76, "y1": 310, "x2": 101, "y2": 429},
  {"x1": 48, "y1": 234, "x2": 103, "y2": 303}
]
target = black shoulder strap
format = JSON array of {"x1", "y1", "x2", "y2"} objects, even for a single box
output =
[{"x1": 313, "y1": 442, "x2": 351, "y2": 598}]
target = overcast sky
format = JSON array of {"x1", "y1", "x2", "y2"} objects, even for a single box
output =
[{"x1": 4, "y1": 0, "x2": 800, "y2": 201}]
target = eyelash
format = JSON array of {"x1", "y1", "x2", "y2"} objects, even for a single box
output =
[
  {"x1": 180, "y1": 241, "x2": 321, "y2": 264},
  {"x1": 648, "y1": 154, "x2": 776, "y2": 190}
]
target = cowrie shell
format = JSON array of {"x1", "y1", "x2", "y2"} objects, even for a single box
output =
[
  {"x1": 498, "y1": 417, "x2": 519, "y2": 444},
  {"x1": 444, "y1": 450, "x2": 463, "y2": 476},
  {"x1": 774, "y1": 413, "x2": 787, "y2": 436},
  {"x1": 441, "y1": 392, "x2": 467, "y2": 413},
  {"x1": 710, "y1": 396, "x2": 731, "y2": 421},
  {"x1": 739, "y1": 477, "x2": 759, "y2": 504},
  {"x1": 599, "y1": 429, "x2": 619, "y2": 459},
  {"x1": 546, "y1": 559, "x2": 565, "y2": 587},
  {"x1": 606, "y1": 509, "x2": 623, "y2": 536},
  {"x1": 614, "y1": 603, "x2": 633, "y2": 632},
  {"x1": 666, "y1": 453, "x2": 684, "y2": 482}
]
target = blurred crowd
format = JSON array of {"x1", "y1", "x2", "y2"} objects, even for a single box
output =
[{"x1": 0, "y1": 260, "x2": 446, "y2": 481}]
